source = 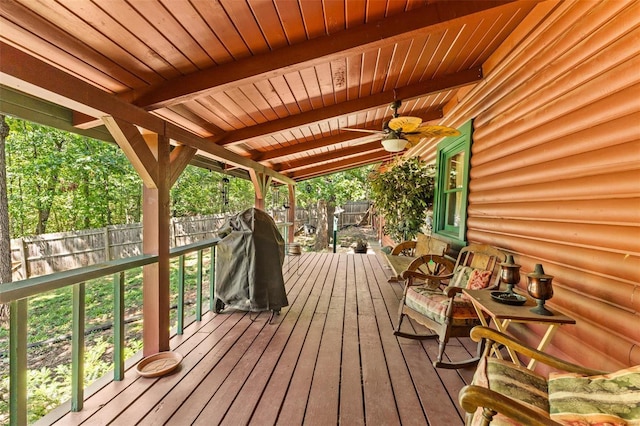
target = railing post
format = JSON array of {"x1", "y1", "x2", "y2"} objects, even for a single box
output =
[
  {"x1": 209, "y1": 246, "x2": 216, "y2": 312},
  {"x1": 113, "y1": 272, "x2": 125, "y2": 380},
  {"x1": 71, "y1": 282, "x2": 85, "y2": 411},
  {"x1": 177, "y1": 255, "x2": 185, "y2": 334},
  {"x1": 196, "y1": 250, "x2": 203, "y2": 321},
  {"x1": 9, "y1": 299, "x2": 27, "y2": 426}
]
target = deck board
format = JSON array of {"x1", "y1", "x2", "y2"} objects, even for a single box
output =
[{"x1": 44, "y1": 252, "x2": 474, "y2": 426}]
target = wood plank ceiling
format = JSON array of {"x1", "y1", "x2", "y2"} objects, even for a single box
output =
[{"x1": 0, "y1": 0, "x2": 539, "y2": 182}]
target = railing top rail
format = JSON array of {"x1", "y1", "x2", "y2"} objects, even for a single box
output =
[
  {"x1": 0, "y1": 254, "x2": 157, "y2": 304},
  {"x1": 1, "y1": 237, "x2": 221, "y2": 304},
  {"x1": 169, "y1": 237, "x2": 220, "y2": 257}
]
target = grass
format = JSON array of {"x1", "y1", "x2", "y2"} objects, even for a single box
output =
[{"x1": 0, "y1": 251, "x2": 212, "y2": 425}]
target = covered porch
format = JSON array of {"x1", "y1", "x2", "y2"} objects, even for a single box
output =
[{"x1": 40, "y1": 252, "x2": 475, "y2": 425}]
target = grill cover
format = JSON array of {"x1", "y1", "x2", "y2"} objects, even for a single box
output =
[{"x1": 215, "y1": 208, "x2": 288, "y2": 312}]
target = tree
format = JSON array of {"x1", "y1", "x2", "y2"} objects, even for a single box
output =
[
  {"x1": 297, "y1": 166, "x2": 372, "y2": 250},
  {"x1": 368, "y1": 156, "x2": 435, "y2": 242},
  {"x1": 0, "y1": 115, "x2": 11, "y2": 321}
]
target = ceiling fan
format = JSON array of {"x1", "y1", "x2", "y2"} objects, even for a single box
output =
[{"x1": 343, "y1": 100, "x2": 461, "y2": 152}]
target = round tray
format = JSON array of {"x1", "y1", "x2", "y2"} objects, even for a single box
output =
[
  {"x1": 491, "y1": 291, "x2": 527, "y2": 306},
  {"x1": 136, "y1": 351, "x2": 183, "y2": 378}
]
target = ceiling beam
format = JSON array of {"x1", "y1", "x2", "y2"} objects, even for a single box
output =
[
  {"x1": 255, "y1": 132, "x2": 379, "y2": 162},
  {"x1": 214, "y1": 70, "x2": 474, "y2": 146},
  {"x1": 0, "y1": 41, "x2": 295, "y2": 186},
  {"x1": 272, "y1": 142, "x2": 385, "y2": 172},
  {"x1": 288, "y1": 151, "x2": 390, "y2": 181},
  {"x1": 130, "y1": 1, "x2": 514, "y2": 110}
]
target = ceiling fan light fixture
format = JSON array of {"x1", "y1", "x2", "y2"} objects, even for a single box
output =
[{"x1": 381, "y1": 137, "x2": 408, "y2": 152}]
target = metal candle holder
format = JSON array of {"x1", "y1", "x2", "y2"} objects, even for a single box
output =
[
  {"x1": 500, "y1": 255, "x2": 521, "y2": 294},
  {"x1": 527, "y1": 264, "x2": 554, "y2": 316}
]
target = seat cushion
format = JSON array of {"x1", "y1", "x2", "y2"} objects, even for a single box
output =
[
  {"x1": 405, "y1": 286, "x2": 486, "y2": 326},
  {"x1": 470, "y1": 357, "x2": 550, "y2": 426},
  {"x1": 466, "y1": 269, "x2": 492, "y2": 290},
  {"x1": 548, "y1": 365, "x2": 640, "y2": 425}
]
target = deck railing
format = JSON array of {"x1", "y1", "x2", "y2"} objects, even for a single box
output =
[{"x1": 0, "y1": 237, "x2": 220, "y2": 426}]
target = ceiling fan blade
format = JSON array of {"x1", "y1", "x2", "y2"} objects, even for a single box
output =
[
  {"x1": 408, "y1": 125, "x2": 461, "y2": 139},
  {"x1": 403, "y1": 133, "x2": 424, "y2": 146},
  {"x1": 341, "y1": 127, "x2": 384, "y2": 134},
  {"x1": 388, "y1": 116, "x2": 422, "y2": 133}
]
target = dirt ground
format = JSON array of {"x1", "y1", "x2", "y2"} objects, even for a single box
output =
[{"x1": 294, "y1": 224, "x2": 380, "y2": 254}]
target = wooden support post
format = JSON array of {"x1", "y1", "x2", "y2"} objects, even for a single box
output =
[
  {"x1": 104, "y1": 116, "x2": 181, "y2": 356},
  {"x1": 141, "y1": 132, "x2": 171, "y2": 356},
  {"x1": 250, "y1": 169, "x2": 271, "y2": 210}
]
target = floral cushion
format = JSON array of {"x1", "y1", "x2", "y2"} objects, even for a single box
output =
[
  {"x1": 470, "y1": 357, "x2": 550, "y2": 426},
  {"x1": 466, "y1": 269, "x2": 492, "y2": 290},
  {"x1": 548, "y1": 365, "x2": 640, "y2": 426}
]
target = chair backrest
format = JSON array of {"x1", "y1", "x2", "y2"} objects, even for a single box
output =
[
  {"x1": 415, "y1": 234, "x2": 449, "y2": 257},
  {"x1": 450, "y1": 244, "x2": 506, "y2": 290}
]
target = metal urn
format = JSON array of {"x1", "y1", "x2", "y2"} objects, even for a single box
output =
[
  {"x1": 500, "y1": 255, "x2": 521, "y2": 294},
  {"x1": 527, "y1": 264, "x2": 554, "y2": 316}
]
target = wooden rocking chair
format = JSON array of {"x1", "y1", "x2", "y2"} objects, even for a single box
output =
[{"x1": 394, "y1": 244, "x2": 506, "y2": 369}]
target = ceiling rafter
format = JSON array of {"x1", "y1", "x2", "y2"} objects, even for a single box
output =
[
  {"x1": 128, "y1": 1, "x2": 515, "y2": 110},
  {"x1": 0, "y1": 41, "x2": 295, "y2": 185}
]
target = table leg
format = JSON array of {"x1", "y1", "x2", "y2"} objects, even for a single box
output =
[
  {"x1": 494, "y1": 319, "x2": 523, "y2": 366},
  {"x1": 527, "y1": 324, "x2": 559, "y2": 369},
  {"x1": 469, "y1": 301, "x2": 506, "y2": 361}
]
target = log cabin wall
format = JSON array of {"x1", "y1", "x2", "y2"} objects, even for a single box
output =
[{"x1": 424, "y1": 1, "x2": 640, "y2": 371}]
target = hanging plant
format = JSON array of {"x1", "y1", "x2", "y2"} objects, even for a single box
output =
[{"x1": 368, "y1": 156, "x2": 435, "y2": 242}]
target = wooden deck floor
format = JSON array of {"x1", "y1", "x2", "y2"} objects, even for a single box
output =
[{"x1": 42, "y1": 252, "x2": 477, "y2": 425}]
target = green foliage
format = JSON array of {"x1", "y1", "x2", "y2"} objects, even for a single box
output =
[
  {"x1": 170, "y1": 167, "x2": 253, "y2": 216},
  {"x1": 5, "y1": 118, "x2": 142, "y2": 236},
  {"x1": 296, "y1": 166, "x2": 373, "y2": 209},
  {"x1": 368, "y1": 157, "x2": 435, "y2": 242},
  {"x1": 4, "y1": 117, "x2": 255, "y2": 238}
]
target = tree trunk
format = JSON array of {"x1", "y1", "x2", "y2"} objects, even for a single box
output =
[
  {"x1": 0, "y1": 115, "x2": 12, "y2": 322},
  {"x1": 314, "y1": 199, "x2": 328, "y2": 251},
  {"x1": 34, "y1": 138, "x2": 63, "y2": 234}
]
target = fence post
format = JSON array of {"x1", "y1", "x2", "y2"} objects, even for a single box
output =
[
  {"x1": 103, "y1": 226, "x2": 111, "y2": 261},
  {"x1": 18, "y1": 238, "x2": 29, "y2": 279}
]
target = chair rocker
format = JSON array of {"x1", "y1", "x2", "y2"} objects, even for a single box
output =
[{"x1": 394, "y1": 244, "x2": 506, "y2": 369}]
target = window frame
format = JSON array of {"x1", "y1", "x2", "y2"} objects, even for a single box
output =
[{"x1": 433, "y1": 120, "x2": 473, "y2": 246}]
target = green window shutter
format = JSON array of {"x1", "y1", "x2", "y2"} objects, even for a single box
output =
[{"x1": 433, "y1": 120, "x2": 472, "y2": 246}]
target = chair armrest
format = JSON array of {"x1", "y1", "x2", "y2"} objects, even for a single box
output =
[
  {"x1": 391, "y1": 241, "x2": 417, "y2": 256},
  {"x1": 459, "y1": 385, "x2": 562, "y2": 426},
  {"x1": 470, "y1": 327, "x2": 609, "y2": 376},
  {"x1": 443, "y1": 285, "x2": 463, "y2": 297}
]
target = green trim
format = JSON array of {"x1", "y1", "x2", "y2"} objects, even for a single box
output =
[
  {"x1": 9, "y1": 300, "x2": 27, "y2": 426},
  {"x1": 433, "y1": 120, "x2": 473, "y2": 247},
  {"x1": 177, "y1": 255, "x2": 185, "y2": 335},
  {"x1": 196, "y1": 250, "x2": 203, "y2": 321},
  {"x1": 113, "y1": 272, "x2": 125, "y2": 381},
  {"x1": 71, "y1": 283, "x2": 85, "y2": 411}
]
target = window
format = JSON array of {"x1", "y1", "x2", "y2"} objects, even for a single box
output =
[{"x1": 433, "y1": 120, "x2": 472, "y2": 245}]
